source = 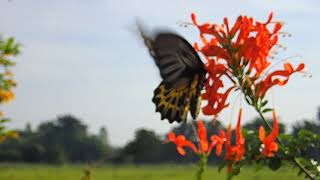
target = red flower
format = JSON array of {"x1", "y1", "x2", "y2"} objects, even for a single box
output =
[
  {"x1": 202, "y1": 85, "x2": 234, "y2": 116},
  {"x1": 168, "y1": 120, "x2": 226, "y2": 156},
  {"x1": 208, "y1": 130, "x2": 225, "y2": 156},
  {"x1": 168, "y1": 132, "x2": 198, "y2": 156},
  {"x1": 192, "y1": 12, "x2": 305, "y2": 116},
  {"x1": 192, "y1": 12, "x2": 281, "y2": 75},
  {"x1": 224, "y1": 109, "x2": 246, "y2": 172},
  {"x1": 233, "y1": 108, "x2": 245, "y2": 162},
  {"x1": 191, "y1": 12, "x2": 293, "y2": 117},
  {"x1": 200, "y1": 59, "x2": 235, "y2": 116},
  {"x1": 259, "y1": 111, "x2": 279, "y2": 157},
  {"x1": 197, "y1": 120, "x2": 209, "y2": 152},
  {"x1": 225, "y1": 124, "x2": 234, "y2": 161},
  {"x1": 258, "y1": 63, "x2": 305, "y2": 97}
]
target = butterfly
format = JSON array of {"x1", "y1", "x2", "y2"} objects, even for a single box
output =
[{"x1": 138, "y1": 24, "x2": 207, "y2": 123}]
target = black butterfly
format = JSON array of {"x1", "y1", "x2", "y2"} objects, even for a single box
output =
[{"x1": 138, "y1": 25, "x2": 207, "y2": 123}]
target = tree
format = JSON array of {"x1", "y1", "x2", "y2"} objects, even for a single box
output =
[
  {"x1": 99, "y1": 127, "x2": 109, "y2": 146},
  {"x1": 123, "y1": 129, "x2": 162, "y2": 164},
  {"x1": 0, "y1": 114, "x2": 112, "y2": 164},
  {"x1": 243, "y1": 117, "x2": 286, "y2": 134},
  {"x1": 290, "y1": 107, "x2": 320, "y2": 161}
]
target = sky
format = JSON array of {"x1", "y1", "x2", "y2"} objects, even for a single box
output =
[{"x1": 0, "y1": 0, "x2": 320, "y2": 146}]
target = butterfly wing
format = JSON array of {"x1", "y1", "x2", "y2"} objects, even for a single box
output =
[{"x1": 139, "y1": 28, "x2": 206, "y2": 123}]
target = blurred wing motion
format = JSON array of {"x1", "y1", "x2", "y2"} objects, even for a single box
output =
[{"x1": 138, "y1": 23, "x2": 206, "y2": 123}]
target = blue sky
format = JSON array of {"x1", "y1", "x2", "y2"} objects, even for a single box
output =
[{"x1": 1, "y1": 0, "x2": 319, "y2": 146}]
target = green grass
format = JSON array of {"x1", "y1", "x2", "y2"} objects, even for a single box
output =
[{"x1": 0, "y1": 163, "x2": 305, "y2": 180}]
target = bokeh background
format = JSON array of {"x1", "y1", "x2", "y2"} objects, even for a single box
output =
[{"x1": 1, "y1": 0, "x2": 319, "y2": 147}]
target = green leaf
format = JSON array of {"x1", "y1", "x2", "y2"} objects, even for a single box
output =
[
  {"x1": 254, "y1": 161, "x2": 264, "y2": 172},
  {"x1": 0, "y1": 118, "x2": 10, "y2": 123},
  {"x1": 261, "y1": 99, "x2": 268, "y2": 107},
  {"x1": 268, "y1": 158, "x2": 282, "y2": 171},
  {"x1": 218, "y1": 161, "x2": 226, "y2": 172},
  {"x1": 262, "y1": 108, "x2": 273, "y2": 113}
]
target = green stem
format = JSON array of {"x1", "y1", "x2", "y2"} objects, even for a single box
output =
[
  {"x1": 234, "y1": 74, "x2": 315, "y2": 179},
  {"x1": 256, "y1": 110, "x2": 315, "y2": 180},
  {"x1": 196, "y1": 153, "x2": 207, "y2": 180}
]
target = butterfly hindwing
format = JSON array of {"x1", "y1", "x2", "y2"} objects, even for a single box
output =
[
  {"x1": 152, "y1": 83, "x2": 189, "y2": 123},
  {"x1": 152, "y1": 74, "x2": 205, "y2": 123}
]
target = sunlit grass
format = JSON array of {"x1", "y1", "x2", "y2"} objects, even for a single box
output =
[{"x1": 0, "y1": 163, "x2": 305, "y2": 180}]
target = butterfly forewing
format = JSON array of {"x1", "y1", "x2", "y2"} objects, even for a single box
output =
[{"x1": 139, "y1": 28, "x2": 206, "y2": 123}]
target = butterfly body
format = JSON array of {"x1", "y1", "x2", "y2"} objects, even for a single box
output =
[{"x1": 139, "y1": 27, "x2": 206, "y2": 123}]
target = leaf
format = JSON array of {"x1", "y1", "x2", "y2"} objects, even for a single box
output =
[
  {"x1": 232, "y1": 166, "x2": 241, "y2": 175},
  {"x1": 0, "y1": 118, "x2": 10, "y2": 123},
  {"x1": 268, "y1": 157, "x2": 282, "y2": 171},
  {"x1": 5, "y1": 130, "x2": 19, "y2": 139},
  {"x1": 262, "y1": 108, "x2": 273, "y2": 113},
  {"x1": 261, "y1": 100, "x2": 268, "y2": 107},
  {"x1": 218, "y1": 161, "x2": 226, "y2": 172},
  {"x1": 254, "y1": 161, "x2": 264, "y2": 172}
]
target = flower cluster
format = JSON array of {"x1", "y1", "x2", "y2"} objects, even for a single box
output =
[
  {"x1": 259, "y1": 111, "x2": 279, "y2": 157},
  {"x1": 224, "y1": 109, "x2": 245, "y2": 171},
  {"x1": 191, "y1": 12, "x2": 305, "y2": 116},
  {"x1": 168, "y1": 109, "x2": 279, "y2": 172},
  {"x1": 166, "y1": 12, "x2": 312, "y2": 179},
  {"x1": 168, "y1": 120, "x2": 224, "y2": 156}
]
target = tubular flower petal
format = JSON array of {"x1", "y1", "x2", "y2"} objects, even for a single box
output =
[
  {"x1": 208, "y1": 130, "x2": 225, "y2": 156},
  {"x1": 234, "y1": 108, "x2": 245, "y2": 162},
  {"x1": 168, "y1": 133, "x2": 198, "y2": 156},
  {"x1": 191, "y1": 12, "x2": 300, "y2": 117},
  {"x1": 224, "y1": 109, "x2": 246, "y2": 172},
  {"x1": 257, "y1": 63, "x2": 305, "y2": 96},
  {"x1": 168, "y1": 120, "x2": 230, "y2": 157},
  {"x1": 259, "y1": 111, "x2": 279, "y2": 157},
  {"x1": 168, "y1": 120, "x2": 226, "y2": 156},
  {"x1": 225, "y1": 124, "x2": 234, "y2": 161},
  {"x1": 197, "y1": 121, "x2": 208, "y2": 152}
]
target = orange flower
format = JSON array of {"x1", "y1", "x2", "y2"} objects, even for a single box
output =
[
  {"x1": 0, "y1": 89, "x2": 15, "y2": 103},
  {"x1": 233, "y1": 108, "x2": 245, "y2": 162},
  {"x1": 224, "y1": 109, "x2": 245, "y2": 172},
  {"x1": 225, "y1": 124, "x2": 234, "y2": 161},
  {"x1": 208, "y1": 130, "x2": 225, "y2": 156},
  {"x1": 168, "y1": 120, "x2": 226, "y2": 156},
  {"x1": 197, "y1": 120, "x2": 209, "y2": 152},
  {"x1": 191, "y1": 12, "x2": 292, "y2": 117},
  {"x1": 168, "y1": 132, "x2": 198, "y2": 156},
  {"x1": 192, "y1": 12, "x2": 281, "y2": 75},
  {"x1": 200, "y1": 58, "x2": 235, "y2": 116},
  {"x1": 192, "y1": 12, "x2": 305, "y2": 105},
  {"x1": 258, "y1": 63, "x2": 305, "y2": 97},
  {"x1": 202, "y1": 86, "x2": 234, "y2": 116},
  {"x1": 259, "y1": 111, "x2": 279, "y2": 157}
]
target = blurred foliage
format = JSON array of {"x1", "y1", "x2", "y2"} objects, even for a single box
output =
[
  {"x1": 0, "y1": 36, "x2": 20, "y2": 143},
  {"x1": 0, "y1": 115, "x2": 112, "y2": 164},
  {"x1": 1, "y1": 109, "x2": 320, "y2": 170},
  {"x1": 221, "y1": 108, "x2": 320, "y2": 179}
]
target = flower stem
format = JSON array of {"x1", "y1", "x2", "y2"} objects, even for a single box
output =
[
  {"x1": 256, "y1": 110, "x2": 315, "y2": 180},
  {"x1": 235, "y1": 74, "x2": 315, "y2": 180},
  {"x1": 191, "y1": 120, "x2": 201, "y2": 150},
  {"x1": 196, "y1": 153, "x2": 207, "y2": 180}
]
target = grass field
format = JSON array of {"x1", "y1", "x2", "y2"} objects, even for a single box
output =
[{"x1": 0, "y1": 164, "x2": 305, "y2": 180}]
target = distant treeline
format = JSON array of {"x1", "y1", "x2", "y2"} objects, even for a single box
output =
[{"x1": 0, "y1": 108, "x2": 319, "y2": 164}]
